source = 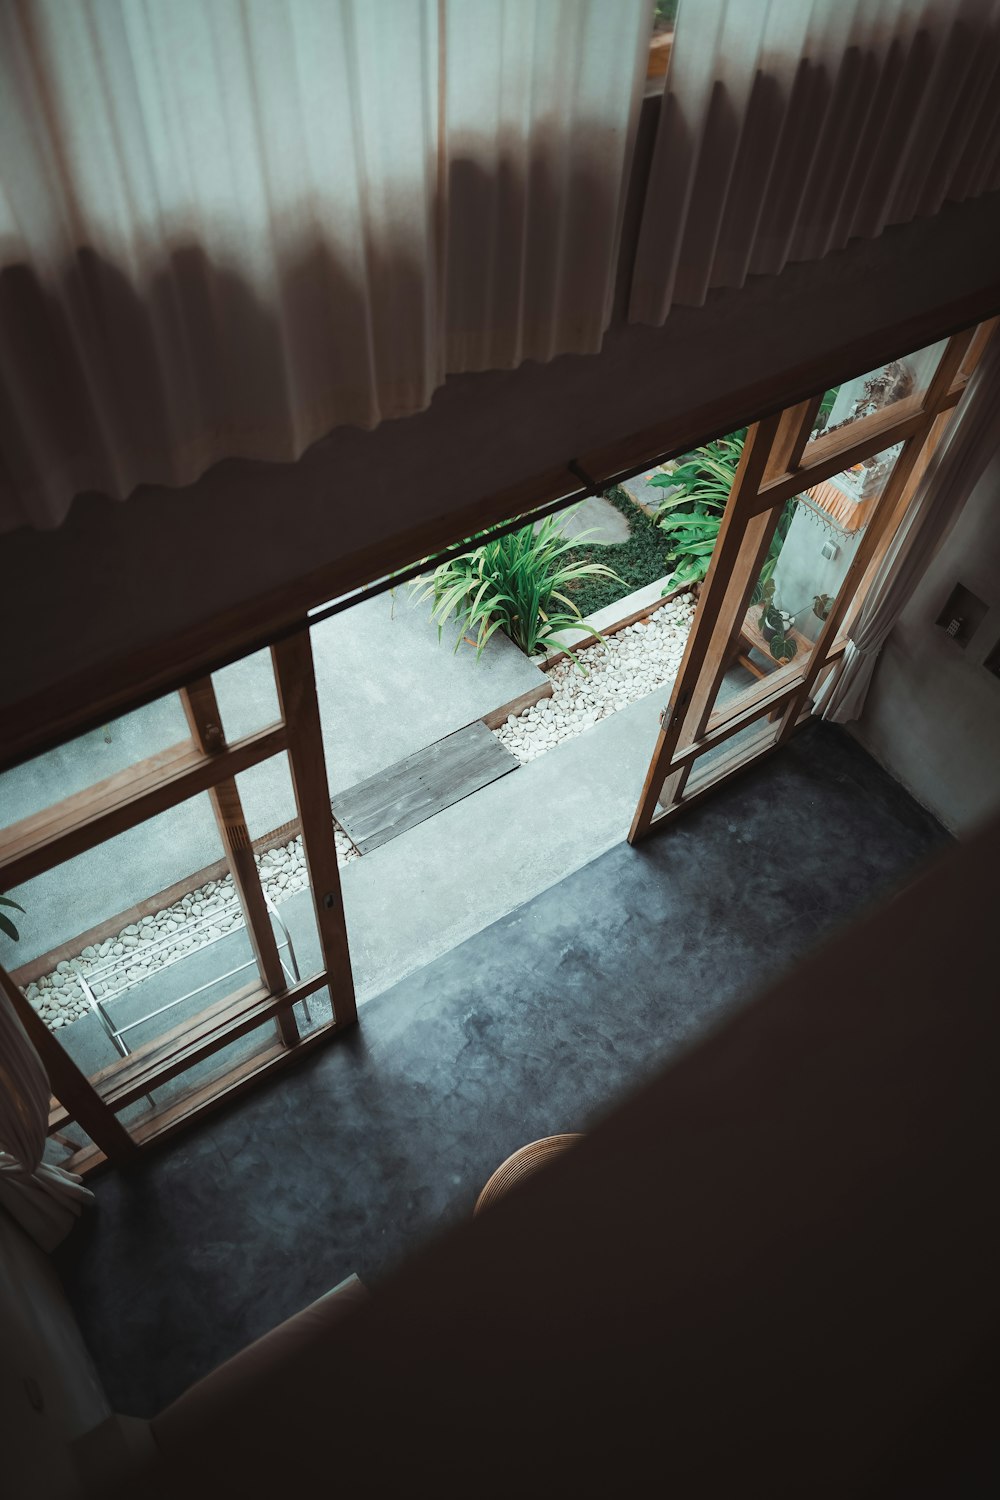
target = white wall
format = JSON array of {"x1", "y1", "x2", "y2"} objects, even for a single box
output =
[
  {"x1": 771, "y1": 506, "x2": 861, "y2": 643},
  {"x1": 853, "y1": 454, "x2": 1000, "y2": 835}
]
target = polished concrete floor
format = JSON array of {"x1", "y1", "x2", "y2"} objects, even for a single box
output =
[{"x1": 54, "y1": 723, "x2": 950, "y2": 1417}]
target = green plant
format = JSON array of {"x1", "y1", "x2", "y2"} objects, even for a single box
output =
[
  {"x1": 814, "y1": 385, "x2": 840, "y2": 434},
  {"x1": 753, "y1": 579, "x2": 801, "y2": 661},
  {"x1": 411, "y1": 511, "x2": 622, "y2": 661},
  {"x1": 767, "y1": 631, "x2": 798, "y2": 663},
  {"x1": 557, "y1": 487, "x2": 673, "y2": 616},
  {"x1": 647, "y1": 431, "x2": 797, "y2": 601},
  {"x1": 0, "y1": 895, "x2": 25, "y2": 942},
  {"x1": 648, "y1": 430, "x2": 746, "y2": 590}
]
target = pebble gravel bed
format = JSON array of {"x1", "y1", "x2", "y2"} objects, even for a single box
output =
[
  {"x1": 24, "y1": 827, "x2": 359, "y2": 1031},
  {"x1": 493, "y1": 592, "x2": 696, "y2": 763}
]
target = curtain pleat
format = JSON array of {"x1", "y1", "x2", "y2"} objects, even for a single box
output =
[
  {"x1": 0, "y1": 0, "x2": 653, "y2": 532},
  {"x1": 0, "y1": 987, "x2": 94, "y2": 1253},
  {"x1": 630, "y1": 0, "x2": 1000, "y2": 326}
]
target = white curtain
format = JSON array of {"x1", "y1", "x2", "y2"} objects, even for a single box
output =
[
  {"x1": 0, "y1": 0, "x2": 653, "y2": 532},
  {"x1": 630, "y1": 0, "x2": 1000, "y2": 324},
  {"x1": 0, "y1": 986, "x2": 94, "y2": 1253},
  {"x1": 814, "y1": 327, "x2": 1000, "y2": 722}
]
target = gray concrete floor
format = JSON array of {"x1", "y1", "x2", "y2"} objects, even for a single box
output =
[
  {"x1": 2, "y1": 590, "x2": 544, "y2": 965},
  {"x1": 53, "y1": 721, "x2": 950, "y2": 1417}
]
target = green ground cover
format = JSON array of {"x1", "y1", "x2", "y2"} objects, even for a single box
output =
[{"x1": 561, "y1": 487, "x2": 670, "y2": 616}]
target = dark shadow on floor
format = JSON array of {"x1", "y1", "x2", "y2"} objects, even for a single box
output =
[{"x1": 54, "y1": 722, "x2": 950, "y2": 1415}]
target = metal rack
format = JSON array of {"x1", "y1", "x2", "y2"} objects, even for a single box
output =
[{"x1": 77, "y1": 892, "x2": 305, "y2": 1068}]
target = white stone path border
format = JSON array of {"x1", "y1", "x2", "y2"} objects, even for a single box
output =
[
  {"x1": 493, "y1": 593, "x2": 696, "y2": 763},
  {"x1": 26, "y1": 594, "x2": 696, "y2": 1032}
]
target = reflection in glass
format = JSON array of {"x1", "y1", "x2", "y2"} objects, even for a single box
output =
[
  {"x1": 810, "y1": 337, "x2": 946, "y2": 441},
  {"x1": 709, "y1": 443, "x2": 904, "y2": 723}
]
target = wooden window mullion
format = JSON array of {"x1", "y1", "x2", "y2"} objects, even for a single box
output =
[
  {"x1": 271, "y1": 628, "x2": 357, "y2": 1031},
  {"x1": 180, "y1": 679, "x2": 299, "y2": 1048}
]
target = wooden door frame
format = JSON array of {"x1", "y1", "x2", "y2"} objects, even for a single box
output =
[
  {"x1": 628, "y1": 319, "x2": 995, "y2": 843},
  {"x1": 0, "y1": 623, "x2": 354, "y2": 1176}
]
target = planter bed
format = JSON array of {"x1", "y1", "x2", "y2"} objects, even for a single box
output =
[{"x1": 492, "y1": 586, "x2": 697, "y2": 764}]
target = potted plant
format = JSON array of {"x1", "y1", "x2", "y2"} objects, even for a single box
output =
[{"x1": 754, "y1": 580, "x2": 799, "y2": 662}]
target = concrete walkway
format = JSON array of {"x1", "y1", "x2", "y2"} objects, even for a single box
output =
[{"x1": 2, "y1": 590, "x2": 544, "y2": 966}]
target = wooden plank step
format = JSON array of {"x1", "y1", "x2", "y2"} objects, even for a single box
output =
[{"x1": 332, "y1": 721, "x2": 519, "y2": 855}]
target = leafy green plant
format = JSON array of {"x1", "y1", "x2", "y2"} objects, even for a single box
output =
[
  {"x1": 813, "y1": 386, "x2": 840, "y2": 434},
  {"x1": 753, "y1": 580, "x2": 801, "y2": 661},
  {"x1": 0, "y1": 895, "x2": 25, "y2": 942},
  {"x1": 768, "y1": 631, "x2": 798, "y2": 663},
  {"x1": 557, "y1": 487, "x2": 673, "y2": 617},
  {"x1": 647, "y1": 430, "x2": 746, "y2": 590},
  {"x1": 411, "y1": 511, "x2": 622, "y2": 661},
  {"x1": 647, "y1": 430, "x2": 797, "y2": 600}
]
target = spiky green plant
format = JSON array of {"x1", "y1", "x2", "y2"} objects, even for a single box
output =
[
  {"x1": 0, "y1": 895, "x2": 24, "y2": 942},
  {"x1": 411, "y1": 511, "x2": 622, "y2": 661}
]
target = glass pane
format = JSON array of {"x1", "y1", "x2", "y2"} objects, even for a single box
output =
[
  {"x1": 808, "y1": 337, "x2": 947, "y2": 442},
  {"x1": 705, "y1": 442, "x2": 904, "y2": 725},
  {"x1": 211, "y1": 647, "x2": 282, "y2": 741},
  {"x1": 684, "y1": 714, "x2": 779, "y2": 797},
  {"x1": 121, "y1": 1019, "x2": 282, "y2": 1125},
  {"x1": 0, "y1": 793, "x2": 280, "y2": 1081},
  {"x1": 0, "y1": 689, "x2": 191, "y2": 827}
]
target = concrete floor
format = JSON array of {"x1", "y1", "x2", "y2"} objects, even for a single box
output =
[{"x1": 54, "y1": 722, "x2": 949, "y2": 1417}]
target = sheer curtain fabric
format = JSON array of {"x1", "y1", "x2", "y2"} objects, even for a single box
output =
[
  {"x1": 0, "y1": 0, "x2": 652, "y2": 530},
  {"x1": 630, "y1": 0, "x2": 1000, "y2": 323},
  {"x1": 0, "y1": 987, "x2": 93, "y2": 1252}
]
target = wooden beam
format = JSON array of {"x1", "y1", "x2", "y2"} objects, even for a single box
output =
[
  {"x1": 11, "y1": 817, "x2": 305, "y2": 991},
  {"x1": 0, "y1": 723, "x2": 287, "y2": 889},
  {"x1": 628, "y1": 326, "x2": 984, "y2": 843},
  {"x1": 756, "y1": 395, "x2": 927, "y2": 512},
  {"x1": 0, "y1": 964, "x2": 138, "y2": 1164},
  {"x1": 785, "y1": 394, "x2": 824, "y2": 472},
  {"x1": 271, "y1": 628, "x2": 357, "y2": 1030},
  {"x1": 180, "y1": 678, "x2": 298, "y2": 1048}
]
